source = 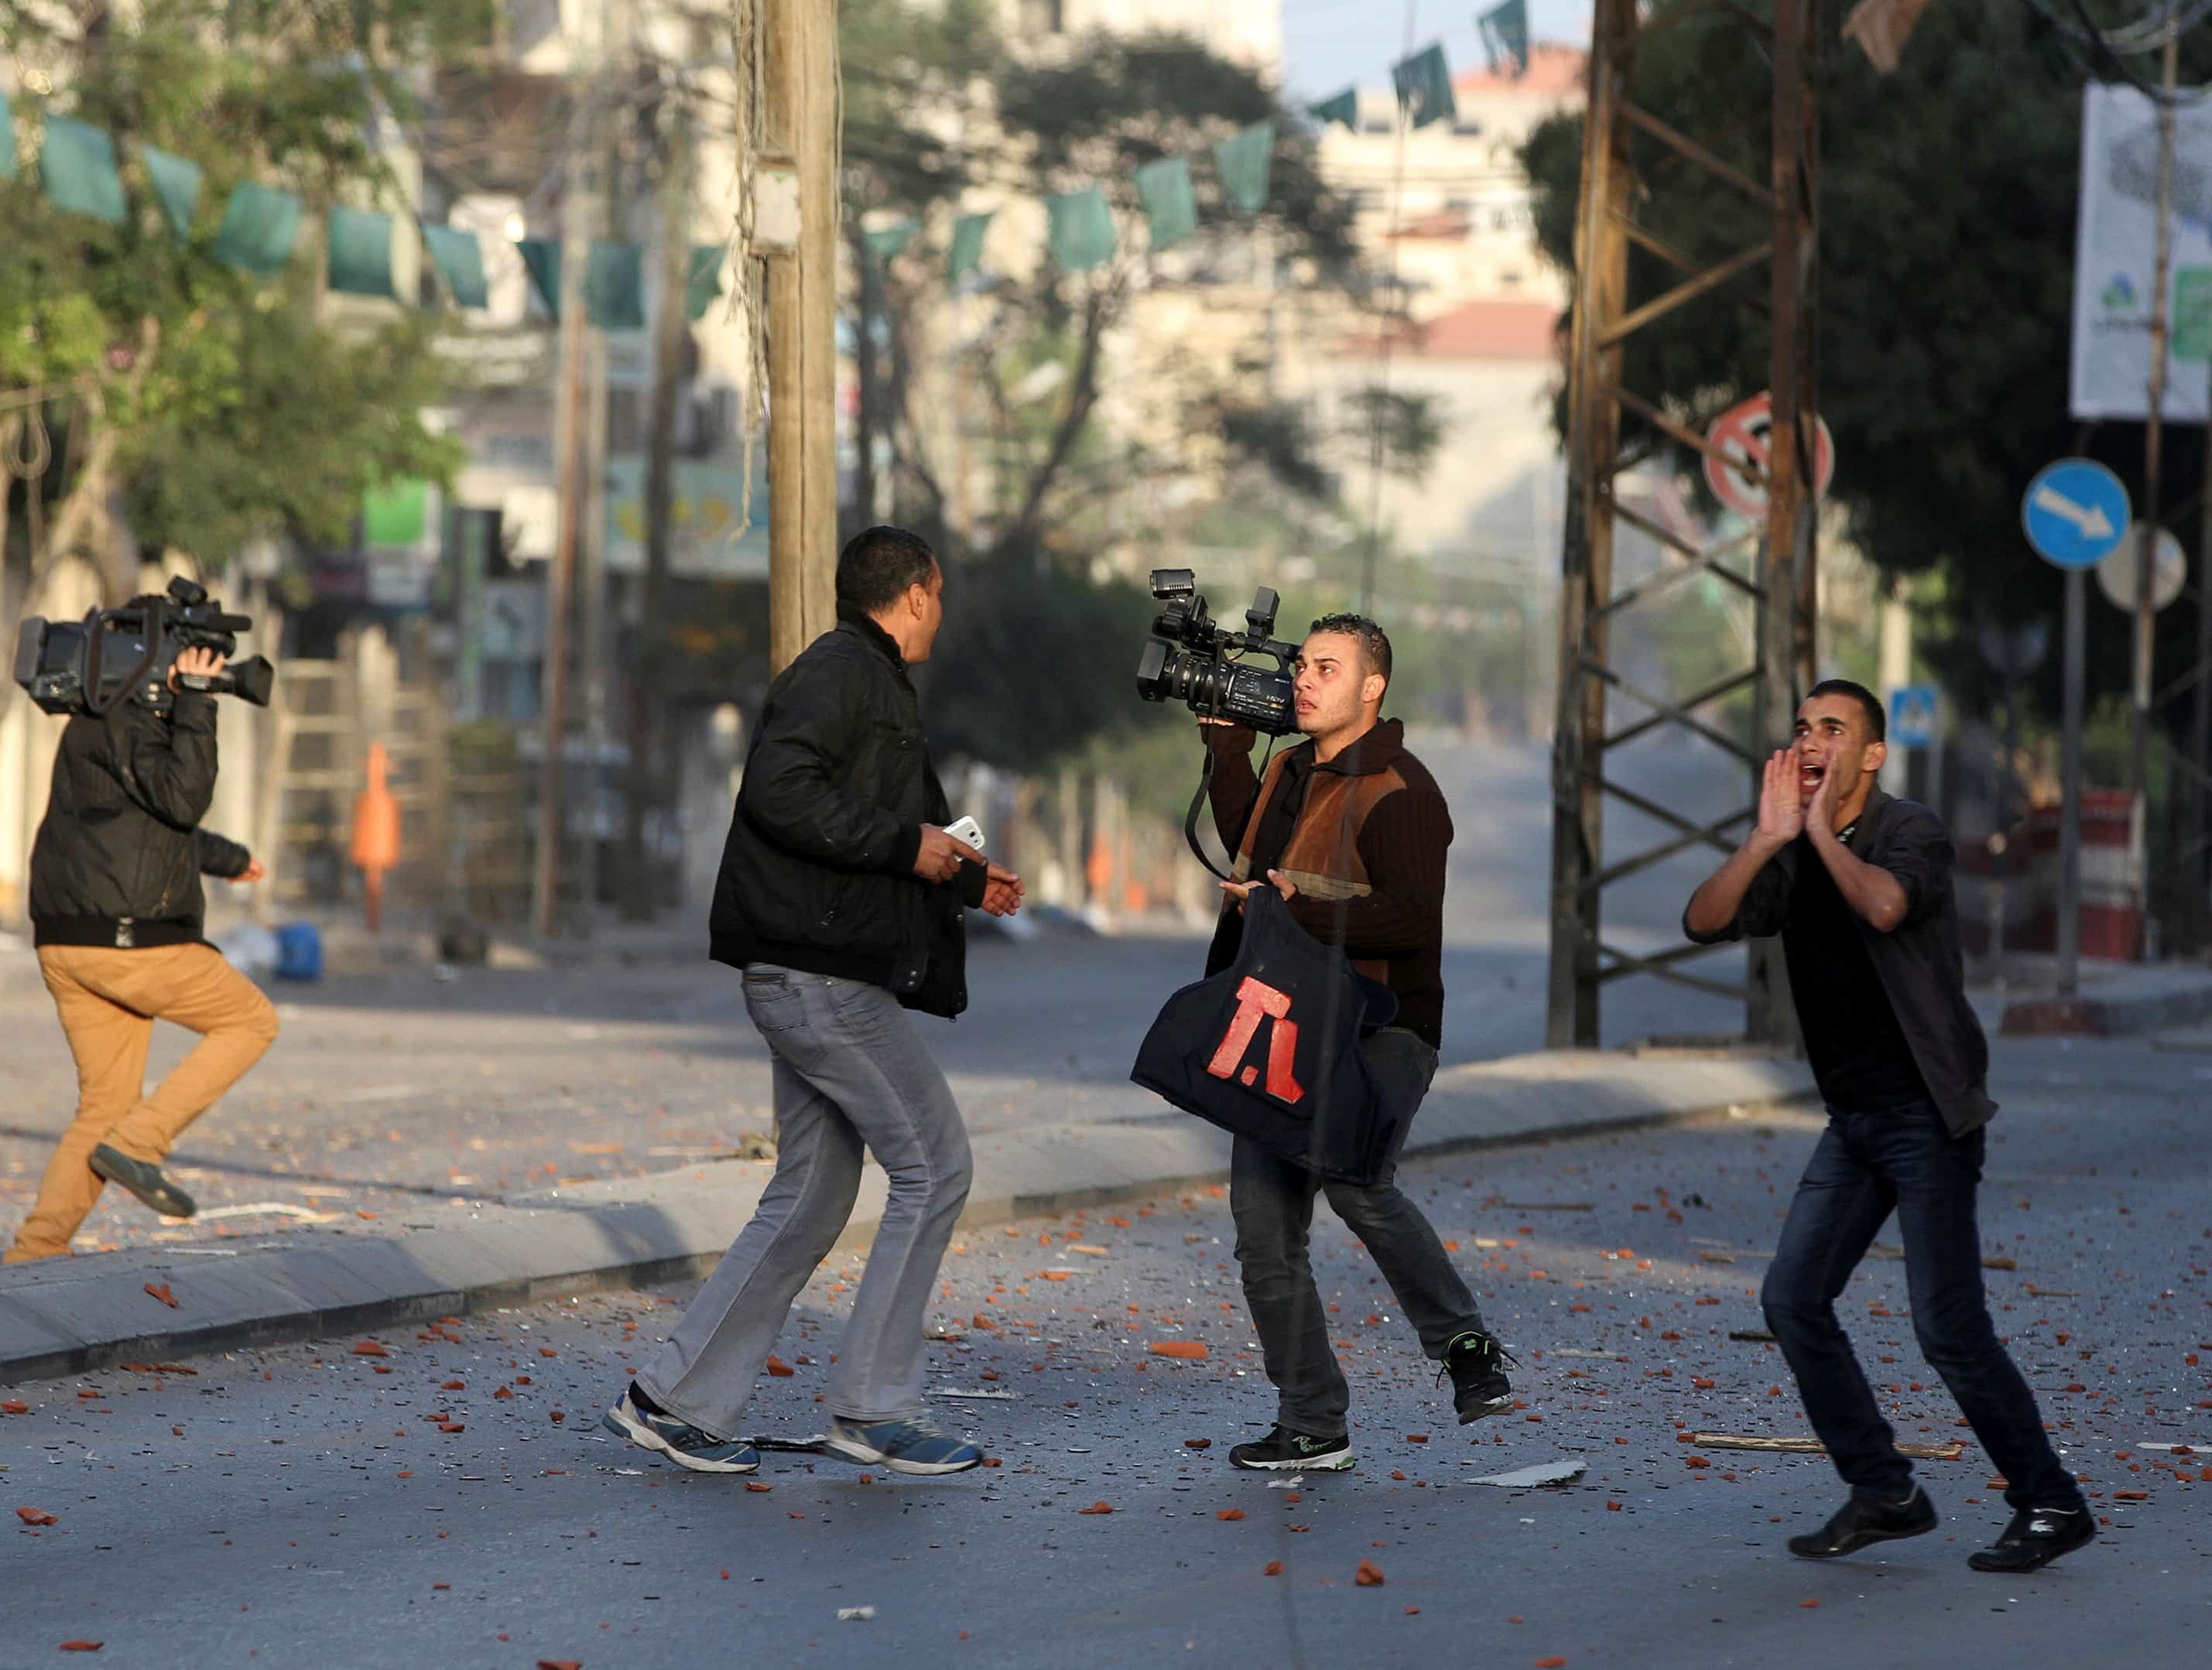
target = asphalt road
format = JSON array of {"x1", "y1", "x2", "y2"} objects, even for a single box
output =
[
  {"x1": 0, "y1": 734, "x2": 1750, "y2": 1257},
  {"x1": 6, "y1": 1032, "x2": 2207, "y2": 1668}
]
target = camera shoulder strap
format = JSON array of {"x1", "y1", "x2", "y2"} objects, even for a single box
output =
[
  {"x1": 1183, "y1": 751, "x2": 1234, "y2": 884},
  {"x1": 1182, "y1": 736, "x2": 1279, "y2": 885}
]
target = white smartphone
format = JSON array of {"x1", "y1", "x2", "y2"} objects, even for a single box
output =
[{"x1": 946, "y1": 815, "x2": 985, "y2": 854}]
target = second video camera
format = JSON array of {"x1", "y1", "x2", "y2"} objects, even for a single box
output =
[
  {"x1": 1134, "y1": 569, "x2": 1299, "y2": 737},
  {"x1": 14, "y1": 576, "x2": 276, "y2": 717}
]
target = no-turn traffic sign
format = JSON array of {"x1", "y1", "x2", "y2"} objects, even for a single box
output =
[{"x1": 1703, "y1": 392, "x2": 1836, "y2": 520}]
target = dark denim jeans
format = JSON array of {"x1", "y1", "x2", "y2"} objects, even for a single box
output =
[
  {"x1": 1230, "y1": 1027, "x2": 1486, "y2": 1436},
  {"x1": 1762, "y1": 1100, "x2": 2080, "y2": 1512}
]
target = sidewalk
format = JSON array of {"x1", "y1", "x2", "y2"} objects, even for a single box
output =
[
  {"x1": 1977, "y1": 953, "x2": 2212, "y2": 1036},
  {"x1": 0, "y1": 1046, "x2": 1814, "y2": 1384}
]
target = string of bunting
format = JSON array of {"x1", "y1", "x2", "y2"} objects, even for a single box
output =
[
  {"x1": 1, "y1": 96, "x2": 731, "y2": 330},
  {"x1": 885, "y1": 12, "x2": 1533, "y2": 286},
  {"x1": 3, "y1": 12, "x2": 1533, "y2": 318},
  {"x1": 1309, "y1": 5, "x2": 1529, "y2": 138},
  {"x1": 859, "y1": 114, "x2": 1279, "y2": 285}
]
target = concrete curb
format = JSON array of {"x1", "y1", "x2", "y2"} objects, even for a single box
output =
[{"x1": 0, "y1": 1049, "x2": 1816, "y2": 1387}]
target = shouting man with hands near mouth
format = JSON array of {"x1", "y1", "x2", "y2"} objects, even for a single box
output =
[{"x1": 1683, "y1": 680, "x2": 2091, "y2": 1575}]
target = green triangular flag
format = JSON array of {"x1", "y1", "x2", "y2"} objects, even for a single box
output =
[
  {"x1": 1391, "y1": 43, "x2": 1457, "y2": 129},
  {"x1": 947, "y1": 211, "x2": 992, "y2": 284},
  {"x1": 687, "y1": 245, "x2": 724, "y2": 321},
  {"x1": 1135, "y1": 156, "x2": 1197, "y2": 252},
  {"x1": 1214, "y1": 120, "x2": 1274, "y2": 215},
  {"x1": 1309, "y1": 88, "x2": 1359, "y2": 132},
  {"x1": 516, "y1": 237, "x2": 561, "y2": 317},
  {"x1": 40, "y1": 116, "x2": 127, "y2": 225},
  {"x1": 1, "y1": 87, "x2": 18, "y2": 183},
  {"x1": 1478, "y1": 0, "x2": 1530, "y2": 77},
  {"x1": 584, "y1": 240, "x2": 645, "y2": 330},
  {"x1": 863, "y1": 218, "x2": 918, "y2": 265},
  {"x1": 1046, "y1": 187, "x2": 1115, "y2": 273},
  {"x1": 140, "y1": 144, "x2": 201, "y2": 239},
  {"x1": 327, "y1": 207, "x2": 395, "y2": 298},
  {"x1": 423, "y1": 224, "x2": 488, "y2": 309},
  {"x1": 212, "y1": 183, "x2": 303, "y2": 276}
]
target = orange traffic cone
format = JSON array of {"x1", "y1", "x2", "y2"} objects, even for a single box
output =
[{"x1": 350, "y1": 743, "x2": 402, "y2": 933}]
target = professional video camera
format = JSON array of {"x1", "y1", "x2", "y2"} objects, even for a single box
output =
[
  {"x1": 13, "y1": 576, "x2": 276, "y2": 717},
  {"x1": 1134, "y1": 569, "x2": 1300, "y2": 738}
]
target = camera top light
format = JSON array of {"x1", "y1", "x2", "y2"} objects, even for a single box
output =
[
  {"x1": 1150, "y1": 569, "x2": 1196, "y2": 600},
  {"x1": 1246, "y1": 587, "x2": 1279, "y2": 638}
]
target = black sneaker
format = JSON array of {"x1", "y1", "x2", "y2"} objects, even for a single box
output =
[
  {"x1": 1968, "y1": 1505, "x2": 2095, "y2": 1573},
  {"x1": 1229, "y1": 1425, "x2": 1355, "y2": 1472},
  {"x1": 1788, "y1": 1487, "x2": 1940, "y2": 1559},
  {"x1": 1438, "y1": 1330, "x2": 1518, "y2": 1422},
  {"x1": 88, "y1": 1145, "x2": 196, "y2": 1219}
]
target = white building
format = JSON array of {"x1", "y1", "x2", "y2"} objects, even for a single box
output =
[
  {"x1": 1284, "y1": 46, "x2": 1586, "y2": 580},
  {"x1": 1006, "y1": 0, "x2": 1283, "y2": 74}
]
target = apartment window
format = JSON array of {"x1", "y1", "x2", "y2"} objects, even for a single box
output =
[{"x1": 1020, "y1": 0, "x2": 1064, "y2": 33}]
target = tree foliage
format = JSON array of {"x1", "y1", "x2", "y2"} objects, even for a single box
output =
[
  {"x1": 840, "y1": 19, "x2": 1358, "y2": 560},
  {"x1": 1519, "y1": 4, "x2": 2212, "y2": 725},
  {"x1": 834, "y1": 14, "x2": 1373, "y2": 768},
  {"x1": 1, "y1": 0, "x2": 481, "y2": 597}
]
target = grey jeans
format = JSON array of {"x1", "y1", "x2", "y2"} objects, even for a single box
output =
[
  {"x1": 1230, "y1": 1027, "x2": 1486, "y2": 1435},
  {"x1": 636, "y1": 966, "x2": 972, "y2": 1437}
]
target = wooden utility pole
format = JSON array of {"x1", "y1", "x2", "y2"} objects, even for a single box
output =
[
  {"x1": 763, "y1": 0, "x2": 840, "y2": 675},
  {"x1": 2130, "y1": 33, "x2": 2180, "y2": 959},
  {"x1": 2193, "y1": 348, "x2": 2212, "y2": 950},
  {"x1": 1748, "y1": 0, "x2": 1820, "y2": 1048},
  {"x1": 532, "y1": 46, "x2": 601, "y2": 941},
  {"x1": 621, "y1": 101, "x2": 693, "y2": 921},
  {"x1": 1544, "y1": 0, "x2": 1635, "y2": 1049}
]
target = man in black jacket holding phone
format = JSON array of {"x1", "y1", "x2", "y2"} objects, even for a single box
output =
[{"x1": 605, "y1": 525, "x2": 1022, "y2": 1480}]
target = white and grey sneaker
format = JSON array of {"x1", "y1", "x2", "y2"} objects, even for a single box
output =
[
  {"x1": 601, "y1": 1388, "x2": 760, "y2": 1474},
  {"x1": 823, "y1": 1415, "x2": 983, "y2": 1476}
]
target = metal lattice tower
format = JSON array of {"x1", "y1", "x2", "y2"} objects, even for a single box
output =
[{"x1": 1545, "y1": 0, "x2": 1823, "y2": 1049}]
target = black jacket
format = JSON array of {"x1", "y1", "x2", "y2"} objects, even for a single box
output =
[
  {"x1": 707, "y1": 606, "x2": 985, "y2": 1017},
  {"x1": 1682, "y1": 789, "x2": 1997, "y2": 1137},
  {"x1": 29, "y1": 690, "x2": 253, "y2": 950}
]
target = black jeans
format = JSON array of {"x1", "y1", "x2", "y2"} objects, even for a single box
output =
[
  {"x1": 1231, "y1": 1027, "x2": 1486, "y2": 1436},
  {"x1": 1762, "y1": 1100, "x2": 2080, "y2": 1511}
]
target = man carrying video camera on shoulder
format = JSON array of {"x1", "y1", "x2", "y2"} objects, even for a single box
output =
[
  {"x1": 1200, "y1": 612, "x2": 1516, "y2": 1471},
  {"x1": 5, "y1": 642, "x2": 278, "y2": 1262}
]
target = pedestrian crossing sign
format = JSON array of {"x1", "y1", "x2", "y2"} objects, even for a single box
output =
[{"x1": 1888, "y1": 684, "x2": 1938, "y2": 749}]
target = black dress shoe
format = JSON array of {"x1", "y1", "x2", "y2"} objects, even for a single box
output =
[
  {"x1": 88, "y1": 1145, "x2": 197, "y2": 1219},
  {"x1": 1968, "y1": 1505, "x2": 2096, "y2": 1573},
  {"x1": 1787, "y1": 1487, "x2": 1939, "y2": 1559}
]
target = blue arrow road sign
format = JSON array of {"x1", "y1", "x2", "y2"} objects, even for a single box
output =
[{"x1": 2022, "y1": 459, "x2": 2132, "y2": 570}]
